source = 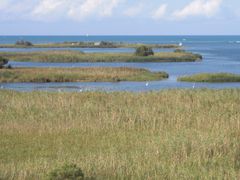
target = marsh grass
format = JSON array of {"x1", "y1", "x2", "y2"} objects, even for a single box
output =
[
  {"x1": 0, "y1": 43, "x2": 179, "y2": 49},
  {"x1": 0, "y1": 50, "x2": 202, "y2": 63},
  {"x1": 0, "y1": 67, "x2": 168, "y2": 83},
  {"x1": 0, "y1": 89, "x2": 240, "y2": 179},
  {"x1": 178, "y1": 73, "x2": 240, "y2": 82}
]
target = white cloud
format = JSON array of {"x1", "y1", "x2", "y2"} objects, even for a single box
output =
[
  {"x1": 0, "y1": 0, "x2": 227, "y2": 22},
  {"x1": 67, "y1": 0, "x2": 101, "y2": 21},
  {"x1": 100, "y1": 0, "x2": 120, "y2": 17},
  {"x1": 152, "y1": 4, "x2": 167, "y2": 20},
  {"x1": 32, "y1": 0, "x2": 66, "y2": 17},
  {"x1": 123, "y1": 3, "x2": 144, "y2": 17},
  {"x1": 173, "y1": 0, "x2": 222, "y2": 19},
  {"x1": 31, "y1": 0, "x2": 122, "y2": 21}
]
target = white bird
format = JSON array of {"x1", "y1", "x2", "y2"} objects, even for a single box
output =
[
  {"x1": 58, "y1": 89, "x2": 62, "y2": 93},
  {"x1": 179, "y1": 42, "x2": 183, "y2": 47},
  {"x1": 192, "y1": 83, "x2": 196, "y2": 89},
  {"x1": 145, "y1": 82, "x2": 149, "y2": 87}
]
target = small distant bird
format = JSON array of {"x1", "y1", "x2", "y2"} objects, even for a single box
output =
[
  {"x1": 179, "y1": 42, "x2": 183, "y2": 47},
  {"x1": 145, "y1": 82, "x2": 149, "y2": 87},
  {"x1": 192, "y1": 83, "x2": 196, "y2": 89},
  {"x1": 58, "y1": 89, "x2": 62, "y2": 93}
]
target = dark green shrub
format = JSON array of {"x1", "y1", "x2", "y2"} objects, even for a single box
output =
[
  {"x1": 15, "y1": 40, "x2": 33, "y2": 46},
  {"x1": 0, "y1": 56, "x2": 8, "y2": 68},
  {"x1": 48, "y1": 164, "x2": 84, "y2": 180},
  {"x1": 135, "y1": 46, "x2": 154, "y2": 56}
]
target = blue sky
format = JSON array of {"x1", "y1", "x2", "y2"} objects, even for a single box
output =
[{"x1": 0, "y1": 0, "x2": 239, "y2": 35}]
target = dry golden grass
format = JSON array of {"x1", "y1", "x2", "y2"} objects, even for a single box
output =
[{"x1": 0, "y1": 89, "x2": 240, "y2": 179}]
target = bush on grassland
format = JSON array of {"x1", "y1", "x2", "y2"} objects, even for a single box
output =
[
  {"x1": 135, "y1": 45, "x2": 154, "y2": 56},
  {"x1": 0, "y1": 56, "x2": 8, "y2": 68},
  {"x1": 48, "y1": 164, "x2": 84, "y2": 180},
  {"x1": 15, "y1": 40, "x2": 33, "y2": 46}
]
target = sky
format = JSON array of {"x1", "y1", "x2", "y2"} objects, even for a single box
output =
[{"x1": 0, "y1": 0, "x2": 239, "y2": 35}]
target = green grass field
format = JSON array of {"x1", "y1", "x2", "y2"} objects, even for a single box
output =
[
  {"x1": 0, "y1": 89, "x2": 240, "y2": 179},
  {"x1": 178, "y1": 73, "x2": 240, "y2": 82},
  {"x1": 0, "y1": 67, "x2": 168, "y2": 83},
  {"x1": 0, "y1": 50, "x2": 202, "y2": 63}
]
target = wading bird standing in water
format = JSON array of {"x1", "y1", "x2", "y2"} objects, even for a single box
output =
[{"x1": 192, "y1": 83, "x2": 196, "y2": 89}]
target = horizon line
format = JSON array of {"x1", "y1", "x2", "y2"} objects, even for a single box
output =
[{"x1": 0, "y1": 34, "x2": 240, "y2": 36}]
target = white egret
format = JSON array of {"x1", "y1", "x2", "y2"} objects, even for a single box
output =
[{"x1": 192, "y1": 83, "x2": 196, "y2": 89}]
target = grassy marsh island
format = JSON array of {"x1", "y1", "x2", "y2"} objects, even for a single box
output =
[
  {"x1": 178, "y1": 73, "x2": 240, "y2": 82},
  {"x1": 0, "y1": 67, "x2": 168, "y2": 83},
  {"x1": 1, "y1": 89, "x2": 240, "y2": 179},
  {"x1": 0, "y1": 50, "x2": 202, "y2": 63},
  {"x1": 0, "y1": 41, "x2": 180, "y2": 48}
]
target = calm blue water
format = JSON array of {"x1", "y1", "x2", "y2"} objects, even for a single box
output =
[
  {"x1": 1, "y1": 36, "x2": 240, "y2": 92},
  {"x1": 1, "y1": 35, "x2": 240, "y2": 44}
]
